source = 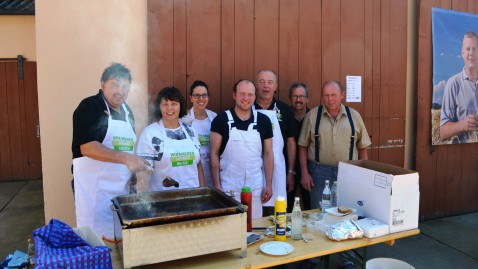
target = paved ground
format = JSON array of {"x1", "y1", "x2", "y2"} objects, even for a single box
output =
[{"x1": 1, "y1": 179, "x2": 477, "y2": 268}]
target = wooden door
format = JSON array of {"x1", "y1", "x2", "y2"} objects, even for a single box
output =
[{"x1": 0, "y1": 57, "x2": 42, "y2": 180}]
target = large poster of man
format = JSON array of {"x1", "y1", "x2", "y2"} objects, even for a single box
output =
[{"x1": 432, "y1": 8, "x2": 478, "y2": 145}]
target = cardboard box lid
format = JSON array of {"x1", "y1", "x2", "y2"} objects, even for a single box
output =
[{"x1": 339, "y1": 160, "x2": 419, "y2": 193}]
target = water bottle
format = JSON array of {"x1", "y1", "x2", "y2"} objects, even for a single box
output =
[
  {"x1": 321, "y1": 180, "x2": 331, "y2": 211},
  {"x1": 291, "y1": 197, "x2": 302, "y2": 240},
  {"x1": 274, "y1": 196, "x2": 287, "y2": 241},
  {"x1": 331, "y1": 180, "x2": 338, "y2": 207}
]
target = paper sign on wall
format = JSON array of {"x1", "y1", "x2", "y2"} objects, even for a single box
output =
[{"x1": 346, "y1": 76, "x2": 362, "y2": 102}]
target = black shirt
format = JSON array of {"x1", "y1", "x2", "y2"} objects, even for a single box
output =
[
  {"x1": 210, "y1": 108, "x2": 273, "y2": 156},
  {"x1": 72, "y1": 90, "x2": 135, "y2": 159}
]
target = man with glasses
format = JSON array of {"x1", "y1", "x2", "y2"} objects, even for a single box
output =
[
  {"x1": 254, "y1": 70, "x2": 298, "y2": 216},
  {"x1": 287, "y1": 82, "x2": 311, "y2": 211}
]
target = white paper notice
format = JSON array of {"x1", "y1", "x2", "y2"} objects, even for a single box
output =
[{"x1": 346, "y1": 76, "x2": 362, "y2": 102}]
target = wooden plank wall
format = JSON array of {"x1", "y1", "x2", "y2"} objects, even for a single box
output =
[
  {"x1": 0, "y1": 61, "x2": 42, "y2": 181},
  {"x1": 148, "y1": 0, "x2": 409, "y2": 168},
  {"x1": 417, "y1": 0, "x2": 478, "y2": 219},
  {"x1": 148, "y1": 0, "x2": 478, "y2": 219}
]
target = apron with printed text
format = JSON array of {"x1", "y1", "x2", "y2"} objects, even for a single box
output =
[
  {"x1": 254, "y1": 104, "x2": 287, "y2": 207},
  {"x1": 150, "y1": 120, "x2": 201, "y2": 191},
  {"x1": 189, "y1": 110, "x2": 213, "y2": 187},
  {"x1": 73, "y1": 102, "x2": 135, "y2": 239},
  {"x1": 220, "y1": 110, "x2": 264, "y2": 219}
]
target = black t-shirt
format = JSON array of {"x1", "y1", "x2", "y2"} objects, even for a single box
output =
[
  {"x1": 254, "y1": 99, "x2": 298, "y2": 167},
  {"x1": 72, "y1": 90, "x2": 135, "y2": 159},
  {"x1": 210, "y1": 108, "x2": 273, "y2": 156}
]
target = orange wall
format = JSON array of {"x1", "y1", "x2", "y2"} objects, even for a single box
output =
[
  {"x1": 35, "y1": 1, "x2": 148, "y2": 226},
  {"x1": 0, "y1": 16, "x2": 36, "y2": 60}
]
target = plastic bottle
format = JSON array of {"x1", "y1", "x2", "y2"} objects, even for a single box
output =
[
  {"x1": 291, "y1": 197, "x2": 302, "y2": 240},
  {"x1": 27, "y1": 238, "x2": 35, "y2": 265},
  {"x1": 274, "y1": 196, "x2": 287, "y2": 241},
  {"x1": 331, "y1": 180, "x2": 338, "y2": 208},
  {"x1": 240, "y1": 186, "x2": 252, "y2": 232},
  {"x1": 321, "y1": 180, "x2": 331, "y2": 211}
]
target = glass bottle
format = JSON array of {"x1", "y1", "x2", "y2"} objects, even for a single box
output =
[
  {"x1": 321, "y1": 180, "x2": 331, "y2": 211},
  {"x1": 291, "y1": 197, "x2": 302, "y2": 240}
]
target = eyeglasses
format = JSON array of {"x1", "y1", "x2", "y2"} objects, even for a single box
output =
[
  {"x1": 291, "y1": 95, "x2": 307, "y2": 100},
  {"x1": 192, "y1": 93, "x2": 209, "y2": 99}
]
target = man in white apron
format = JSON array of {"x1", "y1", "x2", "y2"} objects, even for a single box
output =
[
  {"x1": 255, "y1": 70, "x2": 298, "y2": 216},
  {"x1": 253, "y1": 104, "x2": 286, "y2": 214},
  {"x1": 72, "y1": 63, "x2": 150, "y2": 240},
  {"x1": 210, "y1": 80, "x2": 274, "y2": 219}
]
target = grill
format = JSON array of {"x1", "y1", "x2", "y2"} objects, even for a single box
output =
[{"x1": 111, "y1": 187, "x2": 247, "y2": 267}]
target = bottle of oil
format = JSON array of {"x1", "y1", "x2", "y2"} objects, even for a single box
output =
[
  {"x1": 27, "y1": 238, "x2": 35, "y2": 265},
  {"x1": 291, "y1": 197, "x2": 302, "y2": 240},
  {"x1": 274, "y1": 196, "x2": 287, "y2": 241}
]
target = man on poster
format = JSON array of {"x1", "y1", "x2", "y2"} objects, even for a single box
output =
[{"x1": 440, "y1": 31, "x2": 478, "y2": 143}]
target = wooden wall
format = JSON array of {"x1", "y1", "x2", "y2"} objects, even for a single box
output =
[
  {"x1": 148, "y1": 0, "x2": 409, "y2": 167},
  {"x1": 0, "y1": 60, "x2": 42, "y2": 180},
  {"x1": 417, "y1": 0, "x2": 478, "y2": 219},
  {"x1": 147, "y1": 0, "x2": 478, "y2": 219}
]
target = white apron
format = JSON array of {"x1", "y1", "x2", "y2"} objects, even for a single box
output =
[
  {"x1": 189, "y1": 110, "x2": 214, "y2": 187},
  {"x1": 254, "y1": 104, "x2": 287, "y2": 207},
  {"x1": 150, "y1": 120, "x2": 201, "y2": 191},
  {"x1": 220, "y1": 110, "x2": 264, "y2": 219},
  {"x1": 73, "y1": 102, "x2": 135, "y2": 239}
]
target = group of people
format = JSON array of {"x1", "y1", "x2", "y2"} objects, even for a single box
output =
[{"x1": 72, "y1": 63, "x2": 371, "y2": 268}]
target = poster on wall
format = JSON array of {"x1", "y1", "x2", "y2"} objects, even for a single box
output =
[{"x1": 432, "y1": 8, "x2": 478, "y2": 145}]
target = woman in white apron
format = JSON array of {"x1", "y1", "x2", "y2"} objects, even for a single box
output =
[
  {"x1": 181, "y1": 80, "x2": 217, "y2": 187},
  {"x1": 254, "y1": 104, "x2": 287, "y2": 210},
  {"x1": 136, "y1": 87, "x2": 205, "y2": 191}
]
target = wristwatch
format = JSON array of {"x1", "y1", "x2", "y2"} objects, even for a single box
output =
[{"x1": 288, "y1": 169, "x2": 296, "y2": 175}]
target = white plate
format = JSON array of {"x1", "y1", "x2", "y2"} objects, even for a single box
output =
[
  {"x1": 259, "y1": 241, "x2": 294, "y2": 256},
  {"x1": 325, "y1": 207, "x2": 357, "y2": 217}
]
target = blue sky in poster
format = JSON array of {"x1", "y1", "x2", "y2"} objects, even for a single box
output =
[{"x1": 432, "y1": 8, "x2": 478, "y2": 106}]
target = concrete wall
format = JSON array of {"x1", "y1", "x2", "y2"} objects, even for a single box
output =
[
  {"x1": 0, "y1": 15, "x2": 36, "y2": 60},
  {"x1": 35, "y1": 1, "x2": 148, "y2": 226}
]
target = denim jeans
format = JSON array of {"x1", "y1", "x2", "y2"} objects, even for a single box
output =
[
  {"x1": 307, "y1": 161, "x2": 354, "y2": 265},
  {"x1": 307, "y1": 161, "x2": 338, "y2": 210}
]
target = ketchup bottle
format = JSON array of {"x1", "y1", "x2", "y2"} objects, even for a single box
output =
[{"x1": 241, "y1": 186, "x2": 252, "y2": 232}]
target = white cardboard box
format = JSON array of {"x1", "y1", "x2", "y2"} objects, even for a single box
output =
[{"x1": 337, "y1": 160, "x2": 420, "y2": 233}]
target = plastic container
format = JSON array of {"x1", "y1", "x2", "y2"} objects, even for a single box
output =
[
  {"x1": 291, "y1": 197, "x2": 302, "y2": 240},
  {"x1": 366, "y1": 258, "x2": 415, "y2": 269},
  {"x1": 240, "y1": 186, "x2": 252, "y2": 232},
  {"x1": 331, "y1": 180, "x2": 338, "y2": 207},
  {"x1": 274, "y1": 196, "x2": 287, "y2": 241}
]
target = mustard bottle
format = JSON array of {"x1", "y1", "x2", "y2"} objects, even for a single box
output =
[{"x1": 274, "y1": 196, "x2": 287, "y2": 241}]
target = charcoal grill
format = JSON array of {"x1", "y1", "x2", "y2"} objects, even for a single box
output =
[{"x1": 111, "y1": 187, "x2": 247, "y2": 268}]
